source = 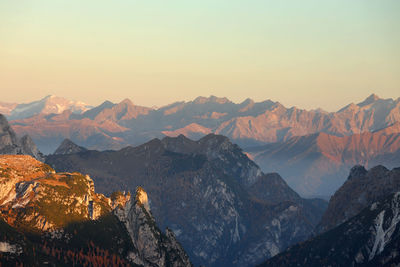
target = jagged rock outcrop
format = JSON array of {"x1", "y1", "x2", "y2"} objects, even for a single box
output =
[
  {"x1": 46, "y1": 134, "x2": 327, "y2": 266},
  {"x1": 0, "y1": 155, "x2": 192, "y2": 266},
  {"x1": 0, "y1": 155, "x2": 109, "y2": 230},
  {"x1": 259, "y1": 191, "x2": 400, "y2": 267},
  {"x1": 53, "y1": 138, "x2": 88, "y2": 155},
  {"x1": 0, "y1": 114, "x2": 43, "y2": 161},
  {"x1": 114, "y1": 187, "x2": 192, "y2": 267},
  {"x1": 318, "y1": 165, "x2": 400, "y2": 233}
]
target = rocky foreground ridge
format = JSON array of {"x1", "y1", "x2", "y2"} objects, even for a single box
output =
[{"x1": 0, "y1": 155, "x2": 191, "y2": 266}]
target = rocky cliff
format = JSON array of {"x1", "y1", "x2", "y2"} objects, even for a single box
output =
[
  {"x1": 259, "y1": 191, "x2": 400, "y2": 267},
  {"x1": 46, "y1": 134, "x2": 327, "y2": 266},
  {"x1": 0, "y1": 114, "x2": 44, "y2": 161},
  {"x1": 318, "y1": 165, "x2": 400, "y2": 233},
  {"x1": 0, "y1": 155, "x2": 191, "y2": 266}
]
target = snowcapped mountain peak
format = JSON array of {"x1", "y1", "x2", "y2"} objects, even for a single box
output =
[{"x1": 8, "y1": 96, "x2": 92, "y2": 120}]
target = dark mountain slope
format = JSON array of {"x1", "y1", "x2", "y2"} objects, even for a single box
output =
[
  {"x1": 46, "y1": 134, "x2": 327, "y2": 267},
  {"x1": 259, "y1": 191, "x2": 400, "y2": 267},
  {"x1": 318, "y1": 165, "x2": 400, "y2": 233}
]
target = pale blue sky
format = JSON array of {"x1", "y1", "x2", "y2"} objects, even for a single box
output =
[{"x1": 1, "y1": 1, "x2": 399, "y2": 110}]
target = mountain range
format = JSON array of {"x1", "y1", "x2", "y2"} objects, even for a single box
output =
[
  {"x1": 1, "y1": 109, "x2": 400, "y2": 266},
  {"x1": 45, "y1": 134, "x2": 327, "y2": 267},
  {"x1": 4, "y1": 93, "x2": 399, "y2": 198},
  {"x1": 6, "y1": 94, "x2": 400, "y2": 154},
  {"x1": 246, "y1": 123, "x2": 400, "y2": 196}
]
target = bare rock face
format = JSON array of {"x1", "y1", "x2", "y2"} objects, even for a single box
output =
[
  {"x1": 318, "y1": 165, "x2": 400, "y2": 233},
  {"x1": 20, "y1": 135, "x2": 44, "y2": 162},
  {"x1": 0, "y1": 155, "x2": 110, "y2": 230},
  {"x1": 0, "y1": 155, "x2": 193, "y2": 266},
  {"x1": 0, "y1": 114, "x2": 19, "y2": 153},
  {"x1": 0, "y1": 114, "x2": 43, "y2": 161},
  {"x1": 260, "y1": 191, "x2": 400, "y2": 267},
  {"x1": 114, "y1": 187, "x2": 192, "y2": 267}
]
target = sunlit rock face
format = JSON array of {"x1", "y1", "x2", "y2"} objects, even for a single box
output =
[
  {"x1": 0, "y1": 155, "x2": 192, "y2": 266},
  {"x1": 114, "y1": 187, "x2": 192, "y2": 267},
  {"x1": 0, "y1": 155, "x2": 110, "y2": 230},
  {"x1": 135, "y1": 186, "x2": 150, "y2": 212}
]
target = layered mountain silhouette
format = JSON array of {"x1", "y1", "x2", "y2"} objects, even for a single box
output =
[
  {"x1": 8, "y1": 94, "x2": 400, "y2": 155},
  {"x1": 259, "y1": 165, "x2": 400, "y2": 266},
  {"x1": 247, "y1": 123, "x2": 400, "y2": 196},
  {"x1": 45, "y1": 135, "x2": 327, "y2": 267}
]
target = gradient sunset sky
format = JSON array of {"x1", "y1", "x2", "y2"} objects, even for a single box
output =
[{"x1": 1, "y1": 1, "x2": 399, "y2": 111}]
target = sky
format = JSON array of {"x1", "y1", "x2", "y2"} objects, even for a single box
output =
[{"x1": 0, "y1": 1, "x2": 399, "y2": 111}]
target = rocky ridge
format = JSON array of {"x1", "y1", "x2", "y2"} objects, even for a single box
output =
[
  {"x1": 318, "y1": 165, "x2": 400, "y2": 233},
  {"x1": 259, "y1": 191, "x2": 400, "y2": 267},
  {"x1": 0, "y1": 114, "x2": 44, "y2": 161},
  {"x1": 0, "y1": 155, "x2": 191, "y2": 266}
]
